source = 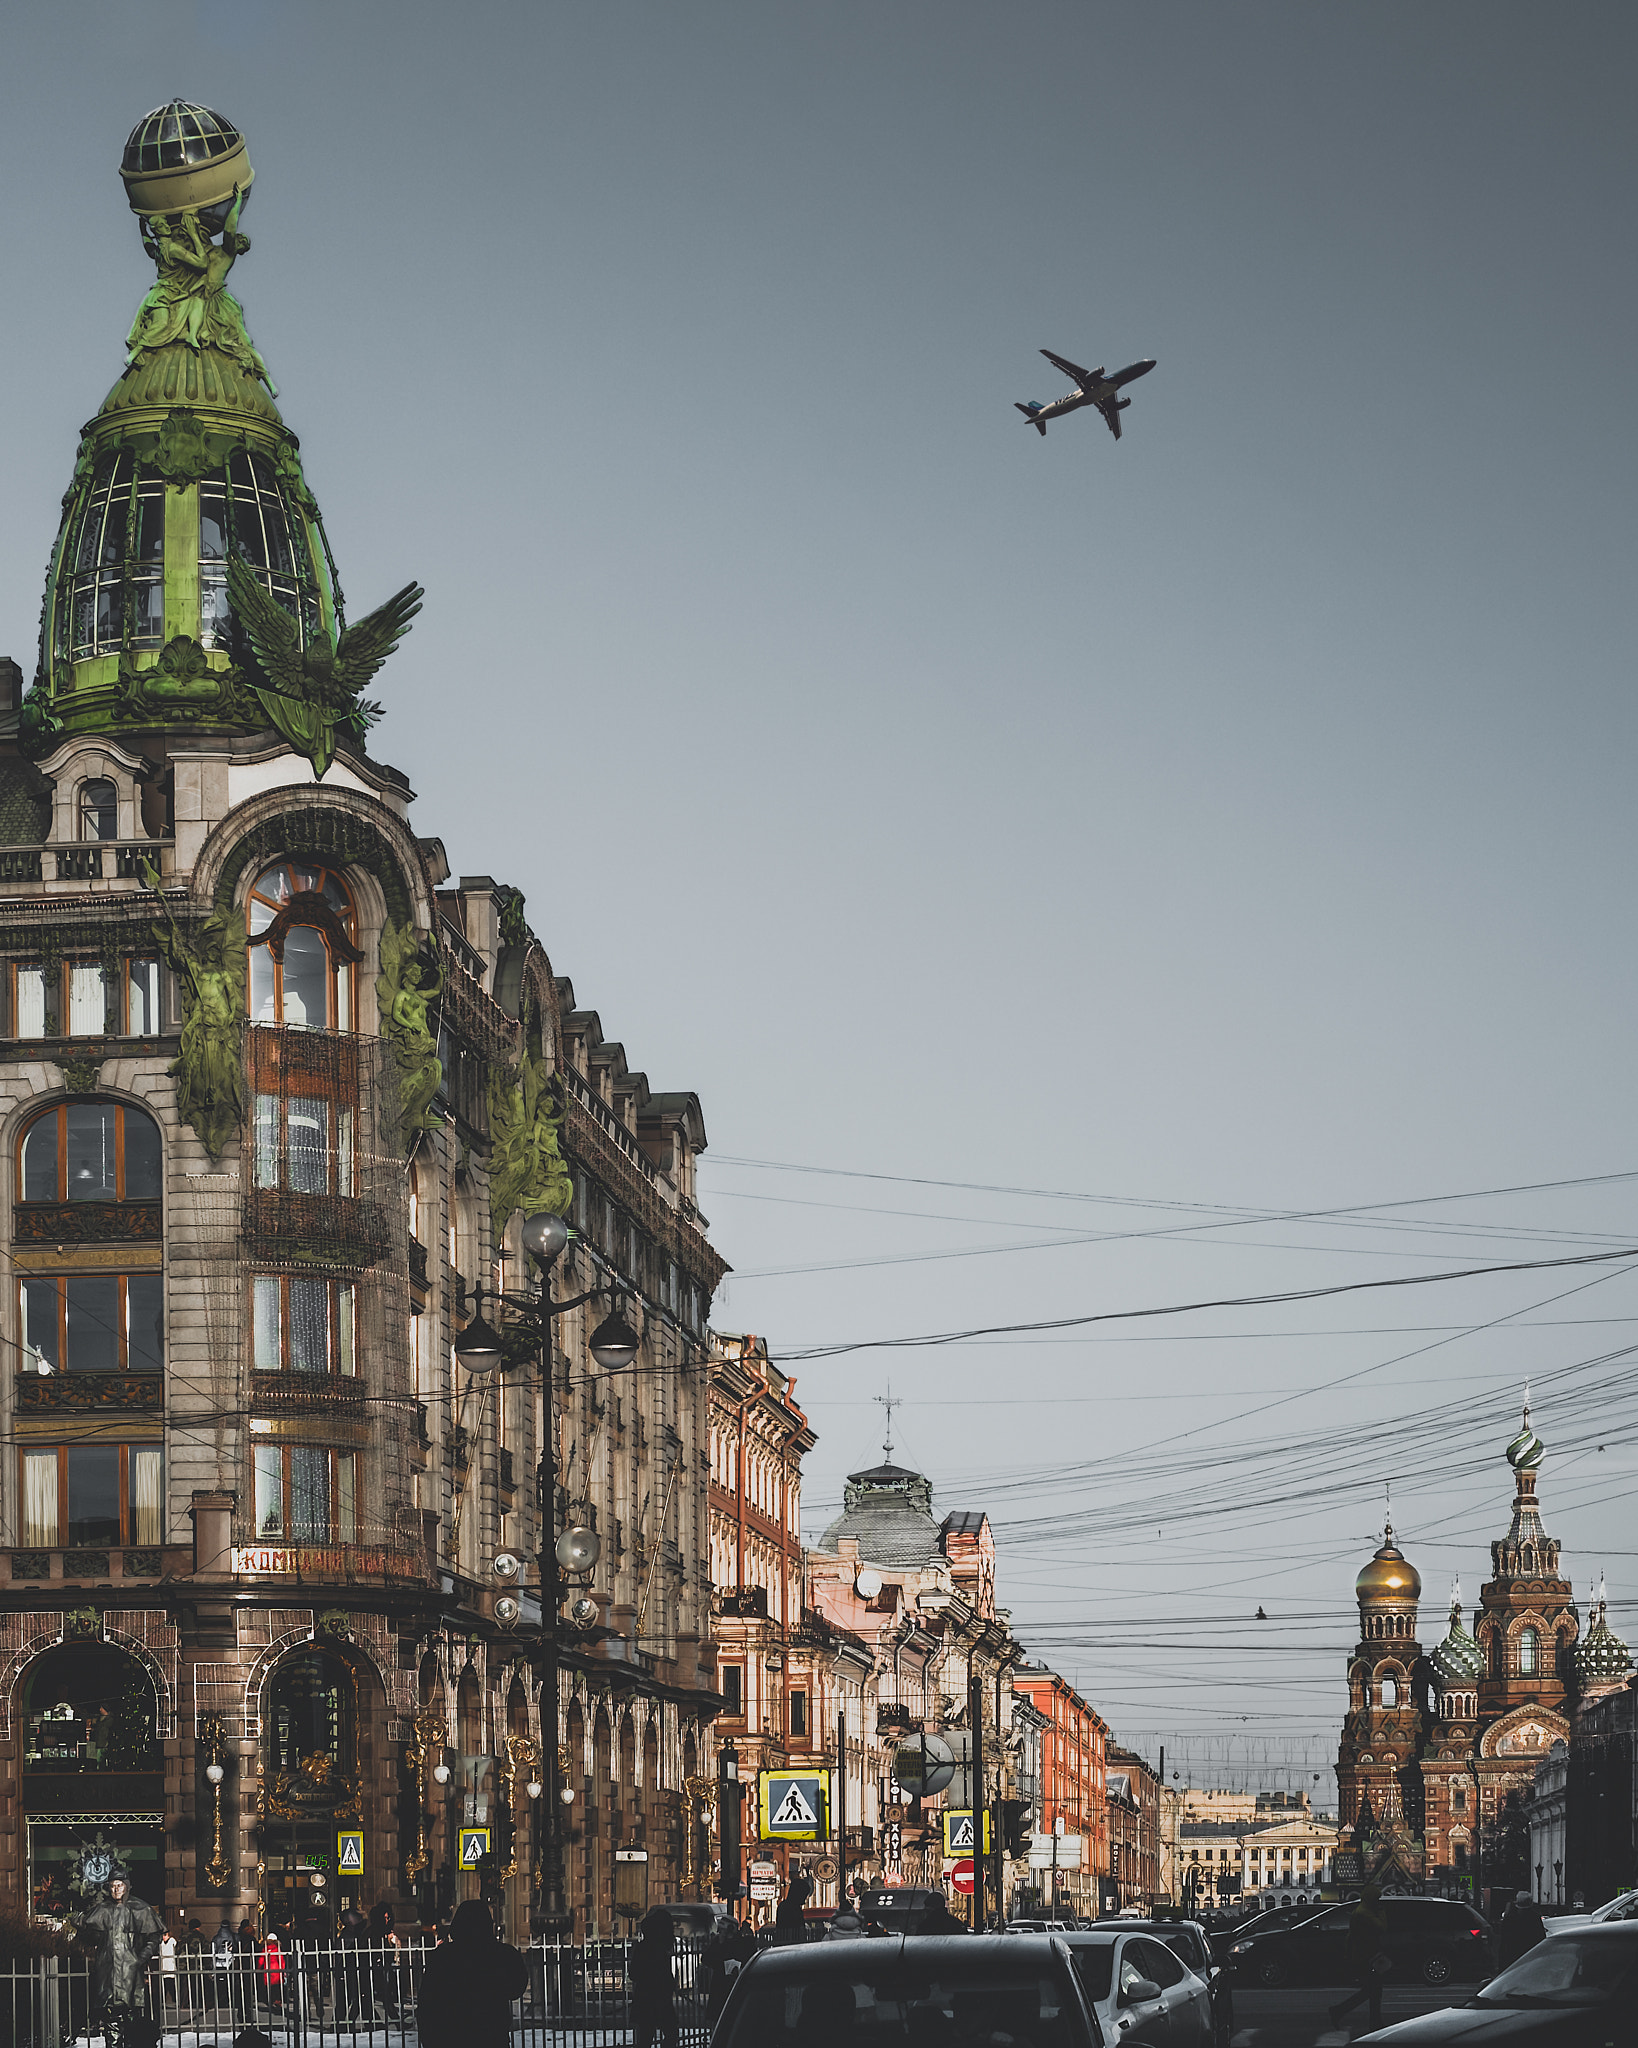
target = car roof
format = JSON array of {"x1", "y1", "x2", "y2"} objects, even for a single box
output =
[{"x1": 743, "y1": 1934, "x2": 1073, "y2": 1977}]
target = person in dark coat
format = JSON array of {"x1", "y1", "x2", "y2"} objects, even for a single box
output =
[
  {"x1": 338, "y1": 1906, "x2": 374, "y2": 2022},
  {"x1": 417, "y1": 1900, "x2": 529, "y2": 2048},
  {"x1": 368, "y1": 1900, "x2": 401, "y2": 2019},
  {"x1": 1499, "y1": 1890, "x2": 1548, "y2": 1968},
  {"x1": 1327, "y1": 1886, "x2": 1390, "y2": 2033},
  {"x1": 629, "y1": 1907, "x2": 679, "y2": 2048},
  {"x1": 774, "y1": 1874, "x2": 813, "y2": 1946}
]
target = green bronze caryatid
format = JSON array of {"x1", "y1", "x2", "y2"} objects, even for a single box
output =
[
  {"x1": 487, "y1": 1018, "x2": 574, "y2": 1240},
  {"x1": 25, "y1": 102, "x2": 423, "y2": 775},
  {"x1": 377, "y1": 919, "x2": 444, "y2": 1144},
  {"x1": 141, "y1": 860, "x2": 248, "y2": 1160}
]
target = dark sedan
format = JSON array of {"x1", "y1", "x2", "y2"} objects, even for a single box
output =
[
  {"x1": 1357, "y1": 1922, "x2": 1638, "y2": 2041},
  {"x1": 712, "y1": 1933, "x2": 1102, "y2": 2046},
  {"x1": 1226, "y1": 1896, "x2": 1494, "y2": 1989}
]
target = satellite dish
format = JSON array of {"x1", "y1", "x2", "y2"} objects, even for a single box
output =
[
  {"x1": 855, "y1": 1568, "x2": 883, "y2": 1600},
  {"x1": 892, "y1": 1733, "x2": 955, "y2": 1798}
]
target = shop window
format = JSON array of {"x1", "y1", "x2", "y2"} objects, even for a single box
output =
[
  {"x1": 21, "y1": 1443, "x2": 162, "y2": 1546},
  {"x1": 246, "y1": 860, "x2": 358, "y2": 1031},
  {"x1": 20, "y1": 1101, "x2": 162, "y2": 1206},
  {"x1": 266, "y1": 1647, "x2": 355, "y2": 1776},
  {"x1": 251, "y1": 1274, "x2": 356, "y2": 1376},
  {"x1": 20, "y1": 1272, "x2": 162, "y2": 1376},
  {"x1": 253, "y1": 1443, "x2": 359, "y2": 1544},
  {"x1": 23, "y1": 1642, "x2": 160, "y2": 1775},
  {"x1": 10, "y1": 959, "x2": 163, "y2": 1040}
]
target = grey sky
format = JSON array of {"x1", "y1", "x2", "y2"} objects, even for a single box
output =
[{"x1": 3, "y1": 2, "x2": 1635, "y2": 1790}]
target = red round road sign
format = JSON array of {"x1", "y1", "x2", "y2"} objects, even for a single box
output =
[{"x1": 950, "y1": 1858, "x2": 975, "y2": 1895}]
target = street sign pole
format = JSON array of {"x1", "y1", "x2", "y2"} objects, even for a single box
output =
[
  {"x1": 718, "y1": 1741, "x2": 740, "y2": 1904},
  {"x1": 968, "y1": 1670, "x2": 985, "y2": 1929},
  {"x1": 836, "y1": 1711, "x2": 847, "y2": 1906}
]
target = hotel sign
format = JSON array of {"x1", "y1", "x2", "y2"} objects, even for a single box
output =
[{"x1": 232, "y1": 1546, "x2": 423, "y2": 1579}]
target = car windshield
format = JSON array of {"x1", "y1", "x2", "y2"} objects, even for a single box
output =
[
  {"x1": 1475, "y1": 1937, "x2": 1635, "y2": 2008},
  {"x1": 1594, "y1": 1893, "x2": 1638, "y2": 1923},
  {"x1": 719, "y1": 1958, "x2": 1082, "y2": 2045}
]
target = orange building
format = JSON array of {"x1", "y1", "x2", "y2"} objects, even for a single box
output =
[{"x1": 1012, "y1": 1665, "x2": 1110, "y2": 1915}]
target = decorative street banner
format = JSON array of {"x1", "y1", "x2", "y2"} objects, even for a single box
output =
[
  {"x1": 758, "y1": 1770, "x2": 832, "y2": 1841},
  {"x1": 942, "y1": 1810, "x2": 992, "y2": 1855},
  {"x1": 336, "y1": 1830, "x2": 364, "y2": 1875},
  {"x1": 458, "y1": 1827, "x2": 491, "y2": 1869}
]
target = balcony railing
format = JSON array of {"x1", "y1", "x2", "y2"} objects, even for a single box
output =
[
  {"x1": 248, "y1": 1375, "x2": 367, "y2": 1416},
  {"x1": 16, "y1": 1371, "x2": 162, "y2": 1413},
  {"x1": 0, "y1": 842, "x2": 169, "y2": 887},
  {"x1": 2, "y1": 1546, "x2": 174, "y2": 1582}
]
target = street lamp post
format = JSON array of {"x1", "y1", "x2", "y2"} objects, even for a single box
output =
[{"x1": 455, "y1": 1212, "x2": 640, "y2": 1935}]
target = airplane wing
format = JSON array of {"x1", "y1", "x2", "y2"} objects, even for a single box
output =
[
  {"x1": 1041, "y1": 349, "x2": 1096, "y2": 389},
  {"x1": 1097, "y1": 399, "x2": 1122, "y2": 440}
]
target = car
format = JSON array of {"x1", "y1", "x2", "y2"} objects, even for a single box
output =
[
  {"x1": 856, "y1": 1888, "x2": 969, "y2": 1936},
  {"x1": 1539, "y1": 1885, "x2": 1638, "y2": 1933},
  {"x1": 711, "y1": 1932, "x2": 1104, "y2": 2046},
  {"x1": 1354, "y1": 1921, "x2": 1638, "y2": 2042},
  {"x1": 1111, "y1": 1918, "x2": 1234, "y2": 2048},
  {"x1": 1225, "y1": 1896, "x2": 1494, "y2": 1989},
  {"x1": 1000, "y1": 1917, "x2": 1079, "y2": 1933},
  {"x1": 1059, "y1": 1927, "x2": 1214, "y2": 2047},
  {"x1": 1207, "y1": 1900, "x2": 1328, "y2": 1960}
]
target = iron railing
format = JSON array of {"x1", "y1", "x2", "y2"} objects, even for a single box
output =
[{"x1": 0, "y1": 1935, "x2": 713, "y2": 2048}]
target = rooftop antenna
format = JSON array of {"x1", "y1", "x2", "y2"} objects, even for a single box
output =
[{"x1": 874, "y1": 1382, "x2": 901, "y2": 1464}]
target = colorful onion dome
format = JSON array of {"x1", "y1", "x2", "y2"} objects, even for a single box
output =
[
  {"x1": 1507, "y1": 1392, "x2": 1545, "y2": 1471},
  {"x1": 1431, "y1": 1579, "x2": 1484, "y2": 1686},
  {"x1": 1574, "y1": 1577, "x2": 1633, "y2": 1689}
]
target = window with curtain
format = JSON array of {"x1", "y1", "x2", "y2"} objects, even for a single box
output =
[
  {"x1": 9, "y1": 961, "x2": 163, "y2": 1040},
  {"x1": 253, "y1": 1443, "x2": 359, "y2": 1543},
  {"x1": 19, "y1": 1102, "x2": 162, "y2": 1204},
  {"x1": 250, "y1": 1274, "x2": 355, "y2": 1375},
  {"x1": 21, "y1": 1445, "x2": 161, "y2": 1546},
  {"x1": 245, "y1": 860, "x2": 358, "y2": 1031}
]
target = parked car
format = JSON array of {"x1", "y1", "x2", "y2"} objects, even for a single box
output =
[
  {"x1": 1112, "y1": 1918, "x2": 1234, "y2": 2048},
  {"x1": 1225, "y1": 1896, "x2": 1494, "y2": 1989},
  {"x1": 1060, "y1": 1928, "x2": 1214, "y2": 2048},
  {"x1": 1207, "y1": 1900, "x2": 1328, "y2": 1961},
  {"x1": 856, "y1": 1888, "x2": 968, "y2": 1935},
  {"x1": 1000, "y1": 1918, "x2": 1079, "y2": 1934},
  {"x1": 1539, "y1": 1886, "x2": 1638, "y2": 1933},
  {"x1": 712, "y1": 1932, "x2": 1103, "y2": 2046},
  {"x1": 1354, "y1": 1922, "x2": 1638, "y2": 2042}
]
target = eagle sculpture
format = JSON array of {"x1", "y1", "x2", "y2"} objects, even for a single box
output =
[{"x1": 226, "y1": 553, "x2": 424, "y2": 773}]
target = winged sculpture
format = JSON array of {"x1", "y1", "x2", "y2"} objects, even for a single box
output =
[{"x1": 226, "y1": 552, "x2": 424, "y2": 776}]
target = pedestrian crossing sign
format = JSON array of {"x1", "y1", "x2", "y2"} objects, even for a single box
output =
[
  {"x1": 942, "y1": 1810, "x2": 991, "y2": 1855},
  {"x1": 758, "y1": 1769, "x2": 832, "y2": 1841},
  {"x1": 336, "y1": 1831, "x2": 364, "y2": 1874},
  {"x1": 458, "y1": 1826, "x2": 491, "y2": 1869}
]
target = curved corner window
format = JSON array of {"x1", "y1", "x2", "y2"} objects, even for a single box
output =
[
  {"x1": 79, "y1": 781, "x2": 118, "y2": 841},
  {"x1": 199, "y1": 452, "x2": 321, "y2": 653},
  {"x1": 63, "y1": 453, "x2": 166, "y2": 661},
  {"x1": 20, "y1": 1101, "x2": 162, "y2": 1206},
  {"x1": 1519, "y1": 1627, "x2": 1540, "y2": 1676},
  {"x1": 246, "y1": 860, "x2": 358, "y2": 1030}
]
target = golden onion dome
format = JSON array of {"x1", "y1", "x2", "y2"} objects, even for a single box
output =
[{"x1": 1356, "y1": 1525, "x2": 1421, "y2": 1603}]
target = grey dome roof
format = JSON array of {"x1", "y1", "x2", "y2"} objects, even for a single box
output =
[
  {"x1": 123, "y1": 101, "x2": 242, "y2": 176},
  {"x1": 1574, "y1": 1585, "x2": 1632, "y2": 1688},
  {"x1": 819, "y1": 1460, "x2": 943, "y2": 1568}
]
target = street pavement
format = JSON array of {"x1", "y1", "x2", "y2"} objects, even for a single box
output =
[{"x1": 1232, "y1": 1979, "x2": 1477, "y2": 2045}]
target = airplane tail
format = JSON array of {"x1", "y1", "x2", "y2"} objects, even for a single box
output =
[{"x1": 1015, "y1": 402, "x2": 1048, "y2": 437}]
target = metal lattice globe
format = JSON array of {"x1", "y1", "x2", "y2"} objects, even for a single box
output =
[{"x1": 120, "y1": 100, "x2": 254, "y2": 218}]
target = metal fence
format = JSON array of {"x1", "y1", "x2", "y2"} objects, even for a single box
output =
[{"x1": 0, "y1": 1938, "x2": 713, "y2": 2048}]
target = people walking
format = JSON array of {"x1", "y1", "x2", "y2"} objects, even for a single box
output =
[
  {"x1": 368, "y1": 1901, "x2": 402, "y2": 2019},
  {"x1": 416, "y1": 1900, "x2": 528, "y2": 2048},
  {"x1": 257, "y1": 1930, "x2": 285, "y2": 2012},
  {"x1": 1499, "y1": 1890, "x2": 1548, "y2": 1968},
  {"x1": 774, "y1": 1874, "x2": 813, "y2": 1946},
  {"x1": 212, "y1": 1921, "x2": 238, "y2": 2019},
  {"x1": 629, "y1": 1909, "x2": 680, "y2": 2048},
  {"x1": 1327, "y1": 1884, "x2": 1391, "y2": 2034},
  {"x1": 339, "y1": 1906, "x2": 374, "y2": 2022}
]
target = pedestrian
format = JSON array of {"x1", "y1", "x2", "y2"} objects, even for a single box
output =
[
  {"x1": 235, "y1": 1920, "x2": 258, "y2": 2016},
  {"x1": 773, "y1": 1873, "x2": 813, "y2": 1946},
  {"x1": 159, "y1": 1927, "x2": 178, "y2": 2008},
  {"x1": 257, "y1": 1930, "x2": 285, "y2": 2012},
  {"x1": 416, "y1": 1900, "x2": 528, "y2": 2048},
  {"x1": 1327, "y1": 1885, "x2": 1390, "y2": 2034},
  {"x1": 1498, "y1": 1890, "x2": 1548, "y2": 1968},
  {"x1": 181, "y1": 1920, "x2": 207, "y2": 2012},
  {"x1": 212, "y1": 1921, "x2": 237, "y2": 2017},
  {"x1": 339, "y1": 1906, "x2": 374, "y2": 2022},
  {"x1": 629, "y1": 1908, "x2": 679, "y2": 2048},
  {"x1": 699, "y1": 1915, "x2": 748, "y2": 2027},
  {"x1": 368, "y1": 1901, "x2": 401, "y2": 2019}
]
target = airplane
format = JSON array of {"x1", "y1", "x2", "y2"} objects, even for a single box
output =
[{"x1": 1015, "y1": 351, "x2": 1157, "y2": 439}]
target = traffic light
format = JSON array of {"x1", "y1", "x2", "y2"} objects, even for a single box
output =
[{"x1": 1001, "y1": 1800, "x2": 1031, "y2": 1858}]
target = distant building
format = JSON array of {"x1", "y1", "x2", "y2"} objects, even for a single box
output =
[
  {"x1": 1011, "y1": 1666, "x2": 1109, "y2": 1918},
  {"x1": 1106, "y1": 1746, "x2": 1160, "y2": 1910}
]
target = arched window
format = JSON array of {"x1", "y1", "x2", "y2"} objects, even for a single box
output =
[
  {"x1": 79, "y1": 780, "x2": 117, "y2": 841},
  {"x1": 246, "y1": 860, "x2": 359, "y2": 1031},
  {"x1": 1519, "y1": 1627, "x2": 1540, "y2": 1676},
  {"x1": 267, "y1": 1648, "x2": 355, "y2": 1775},
  {"x1": 1380, "y1": 1676, "x2": 1398, "y2": 1707},
  {"x1": 1491, "y1": 1631, "x2": 1505, "y2": 1678},
  {"x1": 20, "y1": 1101, "x2": 162, "y2": 1206}
]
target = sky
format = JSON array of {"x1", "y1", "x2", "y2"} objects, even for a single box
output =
[{"x1": 2, "y1": 1, "x2": 1635, "y2": 1797}]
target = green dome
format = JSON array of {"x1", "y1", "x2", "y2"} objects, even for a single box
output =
[
  {"x1": 1431, "y1": 1582, "x2": 1484, "y2": 1687},
  {"x1": 1574, "y1": 1581, "x2": 1632, "y2": 1689},
  {"x1": 1507, "y1": 1395, "x2": 1544, "y2": 1471}
]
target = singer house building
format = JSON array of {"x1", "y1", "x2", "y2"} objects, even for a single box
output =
[{"x1": 0, "y1": 103, "x2": 728, "y2": 1940}]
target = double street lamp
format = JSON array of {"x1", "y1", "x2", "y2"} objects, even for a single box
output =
[{"x1": 453, "y1": 1210, "x2": 642, "y2": 1932}]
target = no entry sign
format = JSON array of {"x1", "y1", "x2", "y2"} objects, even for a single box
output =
[{"x1": 950, "y1": 1858, "x2": 975, "y2": 1896}]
